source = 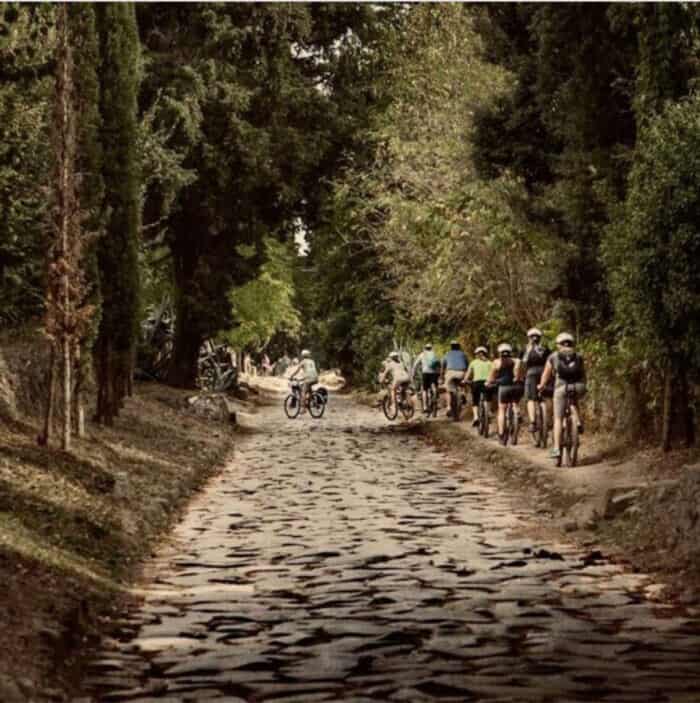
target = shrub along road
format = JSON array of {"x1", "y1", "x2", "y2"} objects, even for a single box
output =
[{"x1": 84, "y1": 393, "x2": 700, "y2": 702}]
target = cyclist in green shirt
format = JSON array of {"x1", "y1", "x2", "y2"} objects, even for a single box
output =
[{"x1": 465, "y1": 346, "x2": 492, "y2": 427}]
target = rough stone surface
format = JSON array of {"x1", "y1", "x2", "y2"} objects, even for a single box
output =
[
  {"x1": 0, "y1": 349, "x2": 18, "y2": 420},
  {"x1": 84, "y1": 397, "x2": 700, "y2": 702}
]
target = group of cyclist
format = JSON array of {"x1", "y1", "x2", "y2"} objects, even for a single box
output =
[{"x1": 379, "y1": 329, "x2": 586, "y2": 462}]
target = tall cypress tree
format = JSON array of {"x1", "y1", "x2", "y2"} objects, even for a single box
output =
[
  {"x1": 94, "y1": 2, "x2": 141, "y2": 424},
  {"x1": 70, "y1": 3, "x2": 102, "y2": 435}
]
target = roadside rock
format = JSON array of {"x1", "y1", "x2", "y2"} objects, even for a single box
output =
[
  {"x1": 640, "y1": 465, "x2": 700, "y2": 564},
  {"x1": 185, "y1": 393, "x2": 237, "y2": 424},
  {"x1": 603, "y1": 486, "x2": 642, "y2": 519}
]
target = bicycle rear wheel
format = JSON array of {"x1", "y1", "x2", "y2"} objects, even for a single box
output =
[
  {"x1": 309, "y1": 391, "x2": 326, "y2": 419},
  {"x1": 535, "y1": 403, "x2": 545, "y2": 448},
  {"x1": 568, "y1": 419, "x2": 579, "y2": 467},
  {"x1": 401, "y1": 399, "x2": 414, "y2": 421},
  {"x1": 284, "y1": 393, "x2": 301, "y2": 419},
  {"x1": 382, "y1": 394, "x2": 398, "y2": 421},
  {"x1": 430, "y1": 387, "x2": 438, "y2": 417},
  {"x1": 451, "y1": 391, "x2": 460, "y2": 421},
  {"x1": 562, "y1": 416, "x2": 573, "y2": 466},
  {"x1": 511, "y1": 406, "x2": 520, "y2": 445}
]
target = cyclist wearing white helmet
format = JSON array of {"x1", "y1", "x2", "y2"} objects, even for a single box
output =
[
  {"x1": 379, "y1": 350, "x2": 411, "y2": 415},
  {"x1": 412, "y1": 343, "x2": 441, "y2": 415},
  {"x1": 538, "y1": 332, "x2": 586, "y2": 460},
  {"x1": 521, "y1": 327, "x2": 552, "y2": 433},
  {"x1": 487, "y1": 342, "x2": 524, "y2": 443},
  {"x1": 466, "y1": 346, "x2": 492, "y2": 426},
  {"x1": 289, "y1": 349, "x2": 319, "y2": 414}
]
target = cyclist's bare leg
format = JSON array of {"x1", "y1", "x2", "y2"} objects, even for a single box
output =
[
  {"x1": 497, "y1": 403, "x2": 506, "y2": 436},
  {"x1": 527, "y1": 399, "x2": 536, "y2": 425},
  {"x1": 570, "y1": 403, "x2": 581, "y2": 432},
  {"x1": 553, "y1": 415, "x2": 562, "y2": 452}
]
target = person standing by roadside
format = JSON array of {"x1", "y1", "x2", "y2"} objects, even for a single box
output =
[
  {"x1": 521, "y1": 328, "x2": 551, "y2": 433},
  {"x1": 466, "y1": 346, "x2": 492, "y2": 427}
]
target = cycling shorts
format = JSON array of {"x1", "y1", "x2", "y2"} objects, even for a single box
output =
[
  {"x1": 525, "y1": 376, "x2": 552, "y2": 401},
  {"x1": 470, "y1": 380, "x2": 494, "y2": 407},
  {"x1": 422, "y1": 372, "x2": 440, "y2": 391},
  {"x1": 498, "y1": 383, "x2": 524, "y2": 404}
]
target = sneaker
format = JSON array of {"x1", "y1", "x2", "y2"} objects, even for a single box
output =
[
  {"x1": 472, "y1": 418, "x2": 479, "y2": 427},
  {"x1": 499, "y1": 433, "x2": 507, "y2": 446},
  {"x1": 550, "y1": 448, "x2": 561, "y2": 459}
]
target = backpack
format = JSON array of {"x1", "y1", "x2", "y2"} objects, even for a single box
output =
[
  {"x1": 423, "y1": 351, "x2": 440, "y2": 372},
  {"x1": 526, "y1": 345, "x2": 549, "y2": 368},
  {"x1": 556, "y1": 352, "x2": 583, "y2": 382}
]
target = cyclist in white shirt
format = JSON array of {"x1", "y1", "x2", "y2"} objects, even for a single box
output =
[
  {"x1": 289, "y1": 349, "x2": 319, "y2": 414},
  {"x1": 379, "y1": 351, "x2": 410, "y2": 414}
]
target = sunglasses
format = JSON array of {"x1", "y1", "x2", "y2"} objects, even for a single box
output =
[{"x1": 560, "y1": 340, "x2": 574, "y2": 347}]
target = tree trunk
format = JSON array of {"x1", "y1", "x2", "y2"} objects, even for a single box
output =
[
  {"x1": 73, "y1": 345, "x2": 85, "y2": 438},
  {"x1": 168, "y1": 294, "x2": 203, "y2": 388},
  {"x1": 662, "y1": 356, "x2": 695, "y2": 451},
  {"x1": 662, "y1": 360, "x2": 673, "y2": 452},
  {"x1": 38, "y1": 345, "x2": 57, "y2": 447},
  {"x1": 62, "y1": 334, "x2": 72, "y2": 451}
]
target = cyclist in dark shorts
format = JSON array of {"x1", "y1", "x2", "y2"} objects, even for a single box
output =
[
  {"x1": 466, "y1": 346, "x2": 492, "y2": 427},
  {"x1": 521, "y1": 328, "x2": 551, "y2": 432},
  {"x1": 412, "y1": 344, "x2": 441, "y2": 415},
  {"x1": 487, "y1": 343, "x2": 524, "y2": 444}
]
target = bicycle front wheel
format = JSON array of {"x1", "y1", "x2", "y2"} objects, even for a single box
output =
[
  {"x1": 383, "y1": 394, "x2": 398, "y2": 421},
  {"x1": 284, "y1": 393, "x2": 301, "y2": 419},
  {"x1": 309, "y1": 392, "x2": 326, "y2": 419}
]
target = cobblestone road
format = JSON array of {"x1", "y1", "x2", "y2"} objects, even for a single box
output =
[{"x1": 87, "y1": 397, "x2": 700, "y2": 702}]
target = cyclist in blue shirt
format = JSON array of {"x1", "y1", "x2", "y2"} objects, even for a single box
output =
[{"x1": 441, "y1": 340, "x2": 469, "y2": 416}]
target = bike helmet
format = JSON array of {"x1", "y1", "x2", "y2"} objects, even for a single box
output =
[
  {"x1": 424, "y1": 344, "x2": 433, "y2": 350},
  {"x1": 555, "y1": 332, "x2": 574, "y2": 347},
  {"x1": 450, "y1": 340, "x2": 460, "y2": 349},
  {"x1": 527, "y1": 327, "x2": 543, "y2": 339},
  {"x1": 389, "y1": 351, "x2": 400, "y2": 361},
  {"x1": 497, "y1": 343, "x2": 512, "y2": 356},
  {"x1": 301, "y1": 349, "x2": 311, "y2": 358},
  {"x1": 474, "y1": 346, "x2": 488, "y2": 356}
]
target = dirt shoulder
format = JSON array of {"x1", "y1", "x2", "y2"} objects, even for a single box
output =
[
  {"x1": 0, "y1": 381, "x2": 243, "y2": 702},
  {"x1": 418, "y1": 412, "x2": 700, "y2": 606}
]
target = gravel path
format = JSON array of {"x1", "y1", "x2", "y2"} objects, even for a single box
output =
[{"x1": 86, "y1": 395, "x2": 700, "y2": 702}]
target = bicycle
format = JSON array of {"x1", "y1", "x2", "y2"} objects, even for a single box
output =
[
  {"x1": 531, "y1": 389, "x2": 550, "y2": 449},
  {"x1": 446, "y1": 378, "x2": 467, "y2": 422},
  {"x1": 284, "y1": 381, "x2": 327, "y2": 419},
  {"x1": 382, "y1": 382, "x2": 415, "y2": 421},
  {"x1": 476, "y1": 383, "x2": 492, "y2": 438},
  {"x1": 501, "y1": 391, "x2": 521, "y2": 446},
  {"x1": 420, "y1": 378, "x2": 439, "y2": 418},
  {"x1": 557, "y1": 384, "x2": 580, "y2": 467}
]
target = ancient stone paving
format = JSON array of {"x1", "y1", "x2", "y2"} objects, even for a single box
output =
[{"x1": 86, "y1": 397, "x2": 700, "y2": 702}]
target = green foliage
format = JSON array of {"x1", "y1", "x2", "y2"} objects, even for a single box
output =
[
  {"x1": 603, "y1": 94, "x2": 700, "y2": 368},
  {"x1": 95, "y1": 3, "x2": 141, "y2": 356},
  {"x1": 0, "y1": 4, "x2": 54, "y2": 325},
  {"x1": 223, "y1": 238, "x2": 301, "y2": 351}
]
